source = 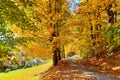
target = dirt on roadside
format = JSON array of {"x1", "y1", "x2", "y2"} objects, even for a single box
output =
[
  {"x1": 40, "y1": 59, "x2": 120, "y2": 80},
  {"x1": 77, "y1": 52, "x2": 120, "y2": 78}
]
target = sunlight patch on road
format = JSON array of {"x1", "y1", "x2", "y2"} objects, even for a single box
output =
[{"x1": 112, "y1": 66, "x2": 120, "y2": 71}]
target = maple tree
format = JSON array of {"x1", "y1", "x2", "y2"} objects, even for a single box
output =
[
  {"x1": 0, "y1": 0, "x2": 120, "y2": 68},
  {"x1": 72, "y1": 0, "x2": 120, "y2": 57},
  {"x1": 7, "y1": 0, "x2": 72, "y2": 65},
  {"x1": 0, "y1": 0, "x2": 120, "y2": 79}
]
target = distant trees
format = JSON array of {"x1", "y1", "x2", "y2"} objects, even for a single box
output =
[{"x1": 75, "y1": 0, "x2": 120, "y2": 57}]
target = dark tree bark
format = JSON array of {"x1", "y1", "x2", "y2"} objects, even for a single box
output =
[
  {"x1": 107, "y1": 4, "x2": 116, "y2": 24},
  {"x1": 62, "y1": 46, "x2": 65, "y2": 58},
  {"x1": 49, "y1": 0, "x2": 62, "y2": 66},
  {"x1": 53, "y1": 47, "x2": 58, "y2": 66}
]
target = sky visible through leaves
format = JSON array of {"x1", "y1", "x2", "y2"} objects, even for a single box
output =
[
  {"x1": 75, "y1": 0, "x2": 80, "y2": 3},
  {"x1": 69, "y1": 0, "x2": 80, "y2": 11}
]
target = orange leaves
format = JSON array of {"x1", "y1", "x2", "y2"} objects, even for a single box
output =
[
  {"x1": 11, "y1": 25, "x2": 32, "y2": 37},
  {"x1": 36, "y1": 9, "x2": 43, "y2": 14},
  {"x1": 22, "y1": 43, "x2": 49, "y2": 58},
  {"x1": 48, "y1": 28, "x2": 55, "y2": 36},
  {"x1": 11, "y1": 25, "x2": 24, "y2": 37},
  {"x1": 114, "y1": 6, "x2": 120, "y2": 11}
]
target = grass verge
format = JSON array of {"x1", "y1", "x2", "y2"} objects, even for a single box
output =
[{"x1": 0, "y1": 60, "x2": 53, "y2": 80}]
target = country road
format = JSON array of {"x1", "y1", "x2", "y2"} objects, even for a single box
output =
[
  {"x1": 42, "y1": 60, "x2": 120, "y2": 80},
  {"x1": 71, "y1": 60, "x2": 120, "y2": 80}
]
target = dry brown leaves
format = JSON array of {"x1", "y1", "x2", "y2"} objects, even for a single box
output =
[{"x1": 77, "y1": 52, "x2": 120, "y2": 78}]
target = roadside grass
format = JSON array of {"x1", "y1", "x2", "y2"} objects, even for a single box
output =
[{"x1": 0, "y1": 60, "x2": 53, "y2": 80}]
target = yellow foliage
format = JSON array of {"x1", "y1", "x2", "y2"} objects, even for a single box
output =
[{"x1": 22, "y1": 43, "x2": 50, "y2": 58}]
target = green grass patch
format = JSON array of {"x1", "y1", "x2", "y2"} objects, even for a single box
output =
[{"x1": 0, "y1": 60, "x2": 53, "y2": 80}]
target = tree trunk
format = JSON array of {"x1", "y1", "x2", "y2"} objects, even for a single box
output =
[
  {"x1": 49, "y1": 0, "x2": 62, "y2": 66},
  {"x1": 107, "y1": 4, "x2": 116, "y2": 24},
  {"x1": 62, "y1": 45, "x2": 65, "y2": 58},
  {"x1": 48, "y1": 0, "x2": 58, "y2": 66},
  {"x1": 89, "y1": 19, "x2": 96, "y2": 46},
  {"x1": 53, "y1": 47, "x2": 58, "y2": 66},
  {"x1": 57, "y1": 47, "x2": 61, "y2": 60}
]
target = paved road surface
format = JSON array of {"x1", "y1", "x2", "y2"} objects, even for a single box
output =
[{"x1": 42, "y1": 60, "x2": 120, "y2": 80}]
